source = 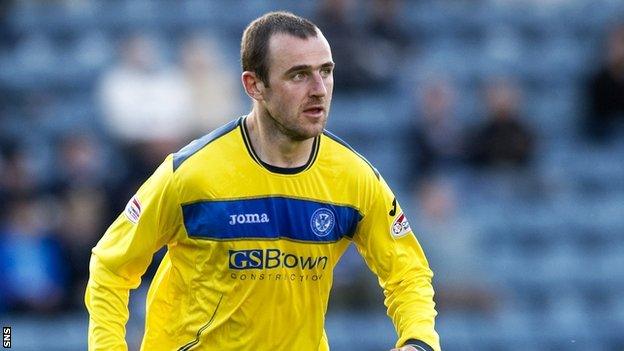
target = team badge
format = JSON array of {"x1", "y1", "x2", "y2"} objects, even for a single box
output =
[
  {"x1": 124, "y1": 195, "x2": 142, "y2": 224},
  {"x1": 310, "y1": 208, "x2": 335, "y2": 237},
  {"x1": 391, "y1": 212, "x2": 411, "y2": 238}
]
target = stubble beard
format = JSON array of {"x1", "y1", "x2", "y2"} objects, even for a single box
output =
[{"x1": 264, "y1": 105, "x2": 328, "y2": 142}]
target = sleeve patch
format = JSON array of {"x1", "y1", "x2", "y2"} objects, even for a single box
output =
[
  {"x1": 391, "y1": 211, "x2": 411, "y2": 238},
  {"x1": 124, "y1": 195, "x2": 142, "y2": 224}
]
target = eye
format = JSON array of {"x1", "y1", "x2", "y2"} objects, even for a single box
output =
[
  {"x1": 320, "y1": 67, "x2": 333, "y2": 77},
  {"x1": 292, "y1": 72, "x2": 306, "y2": 81}
]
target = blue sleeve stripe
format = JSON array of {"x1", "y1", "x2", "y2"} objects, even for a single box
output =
[
  {"x1": 182, "y1": 196, "x2": 362, "y2": 243},
  {"x1": 173, "y1": 117, "x2": 241, "y2": 171},
  {"x1": 322, "y1": 130, "x2": 380, "y2": 179}
]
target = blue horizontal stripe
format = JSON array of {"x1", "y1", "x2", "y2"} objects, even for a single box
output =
[{"x1": 182, "y1": 197, "x2": 362, "y2": 242}]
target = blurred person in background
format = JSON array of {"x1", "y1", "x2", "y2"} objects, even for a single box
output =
[
  {"x1": 413, "y1": 176, "x2": 499, "y2": 315},
  {"x1": 583, "y1": 23, "x2": 624, "y2": 142},
  {"x1": 315, "y1": 0, "x2": 381, "y2": 91},
  {"x1": 0, "y1": 142, "x2": 42, "y2": 199},
  {"x1": 179, "y1": 33, "x2": 243, "y2": 134},
  {"x1": 58, "y1": 185, "x2": 107, "y2": 308},
  {"x1": 330, "y1": 244, "x2": 383, "y2": 311},
  {"x1": 50, "y1": 133, "x2": 111, "y2": 308},
  {"x1": 97, "y1": 32, "x2": 193, "y2": 192},
  {"x1": 50, "y1": 132, "x2": 111, "y2": 193},
  {"x1": 0, "y1": 144, "x2": 7, "y2": 215},
  {"x1": 0, "y1": 139, "x2": 14, "y2": 215},
  {"x1": 366, "y1": 0, "x2": 410, "y2": 52},
  {"x1": 405, "y1": 77, "x2": 465, "y2": 188},
  {"x1": 0, "y1": 194, "x2": 68, "y2": 313},
  {"x1": 364, "y1": 0, "x2": 412, "y2": 88},
  {"x1": 466, "y1": 77, "x2": 536, "y2": 170},
  {"x1": 0, "y1": 0, "x2": 18, "y2": 51}
]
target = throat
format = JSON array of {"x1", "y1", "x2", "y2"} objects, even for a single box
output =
[
  {"x1": 243, "y1": 115, "x2": 319, "y2": 172},
  {"x1": 255, "y1": 134, "x2": 315, "y2": 168}
]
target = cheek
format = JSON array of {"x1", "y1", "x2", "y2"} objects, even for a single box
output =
[
  {"x1": 325, "y1": 79, "x2": 334, "y2": 95},
  {"x1": 267, "y1": 90, "x2": 299, "y2": 115}
]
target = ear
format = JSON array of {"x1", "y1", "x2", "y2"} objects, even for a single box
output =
[{"x1": 241, "y1": 71, "x2": 266, "y2": 101}]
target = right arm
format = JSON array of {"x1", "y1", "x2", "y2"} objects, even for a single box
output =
[{"x1": 85, "y1": 155, "x2": 181, "y2": 350}]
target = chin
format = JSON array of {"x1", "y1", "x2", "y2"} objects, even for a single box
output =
[
  {"x1": 307, "y1": 120, "x2": 327, "y2": 136},
  {"x1": 289, "y1": 125, "x2": 324, "y2": 141}
]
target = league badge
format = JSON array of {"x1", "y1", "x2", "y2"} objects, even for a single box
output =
[
  {"x1": 124, "y1": 195, "x2": 142, "y2": 224},
  {"x1": 391, "y1": 212, "x2": 411, "y2": 238}
]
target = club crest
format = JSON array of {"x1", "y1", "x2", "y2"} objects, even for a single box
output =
[{"x1": 310, "y1": 208, "x2": 335, "y2": 237}]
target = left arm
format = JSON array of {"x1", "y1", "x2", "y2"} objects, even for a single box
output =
[{"x1": 352, "y1": 176, "x2": 440, "y2": 351}]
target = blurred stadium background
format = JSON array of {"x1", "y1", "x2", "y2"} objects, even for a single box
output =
[{"x1": 1, "y1": 0, "x2": 624, "y2": 350}]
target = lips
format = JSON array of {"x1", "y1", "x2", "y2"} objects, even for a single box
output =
[{"x1": 303, "y1": 106, "x2": 324, "y2": 114}]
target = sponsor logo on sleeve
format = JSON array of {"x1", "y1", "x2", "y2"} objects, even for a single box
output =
[
  {"x1": 391, "y1": 211, "x2": 411, "y2": 238},
  {"x1": 124, "y1": 195, "x2": 142, "y2": 224}
]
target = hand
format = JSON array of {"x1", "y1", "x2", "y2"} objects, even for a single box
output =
[{"x1": 389, "y1": 346, "x2": 420, "y2": 351}]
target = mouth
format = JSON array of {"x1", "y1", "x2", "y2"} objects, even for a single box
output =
[{"x1": 302, "y1": 106, "x2": 325, "y2": 117}]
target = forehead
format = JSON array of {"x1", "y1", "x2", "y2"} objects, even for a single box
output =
[{"x1": 267, "y1": 32, "x2": 333, "y2": 73}]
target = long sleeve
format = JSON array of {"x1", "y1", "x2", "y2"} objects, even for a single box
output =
[
  {"x1": 85, "y1": 155, "x2": 181, "y2": 350},
  {"x1": 352, "y1": 177, "x2": 440, "y2": 351}
]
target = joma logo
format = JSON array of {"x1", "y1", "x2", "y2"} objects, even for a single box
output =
[{"x1": 229, "y1": 213, "x2": 270, "y2": 225}]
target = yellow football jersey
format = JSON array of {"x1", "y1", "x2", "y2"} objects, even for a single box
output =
[{"x1": 85, "y1": 116, "x2": 440, "y2": 351}]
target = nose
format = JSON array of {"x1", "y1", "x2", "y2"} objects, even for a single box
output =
[{"x1": 309, "y1": 72, "x2": 327, "y2": 98}]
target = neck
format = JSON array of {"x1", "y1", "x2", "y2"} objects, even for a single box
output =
[{"x1": 245, "y1": 108, "x2": 315, "y2": 169}]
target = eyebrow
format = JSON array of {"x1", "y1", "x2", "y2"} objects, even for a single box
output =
[{"x1": 284, "y1": 62, "x2": 335, "y2": 76}]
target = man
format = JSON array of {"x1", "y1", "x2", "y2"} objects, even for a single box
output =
[{"x1": 86, "y1": 11, "x2": 440, "y2": 351}]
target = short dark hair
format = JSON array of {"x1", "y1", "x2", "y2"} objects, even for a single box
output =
[{"x1": 241, "y1": 11, "x2": 319, "y2": 86}]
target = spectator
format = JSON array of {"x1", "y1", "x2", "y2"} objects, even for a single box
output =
[
  {"x1": 50, "y1": 132, "x2": 110, "y2": 191},
  {"x1": 0, "y1": 147, "x2": 10, "y2": 244},
  {"x1": 583, "y1": 23, "x2": 624, "y2": 142},
  {"x1": 179, "y1": 33, "x2": 242, "y2": 134},
  {"x1": 57, "y1": 185, "x2": 107, "y2": 308},
  {"x1": 413, "y1": 175, "x2": 499, "y2": 314},
  {"x1": 0, "y1": 195, "x2": 68, "y2": 313},
  {"x1": 97, "y1": 33, "x2": 193, "y2": 186},
  {"x1": 315, "y1": 0, "x2": 380, "y2": 91},
  {"x1": 0, "y1": 0, "x2": 18, "y2": 51},
  {"x1": 466, "y1": 78, "x2": 535, "y2": 170},
  {"x1": 364, "y1": 0, "x2": 412, "y2": 86},
  {"x1": 0, "y1": 142, "x2": 41, "y2": 198},
  {"x1": 367, "y1": 0, "x2": 410, "y2": 49},
  {"x1": 405, "y1": 78, "x2": 465, "y2": 186},
  {"x1": 49, "y1": 133, "x2": 111, "y2": 308},
  {"x1": 331, "y1": 245, "x2": 382, "y2": 311}
]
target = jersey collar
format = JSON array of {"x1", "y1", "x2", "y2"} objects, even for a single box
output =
[{"x1": 239, "y1": 116, "x2": 320, "y2": 175}]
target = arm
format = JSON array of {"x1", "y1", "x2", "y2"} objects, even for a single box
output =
[
  {"x1": 353, "y1": 177, "x2": 440, "y2": 351},
  {"x1": 85, "y1": 155, "x2": 181, "y2": 350}
]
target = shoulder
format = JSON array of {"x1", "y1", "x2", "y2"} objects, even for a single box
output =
[
  {"x1": 320, "y1": 130, "x2": 380, "y2": 180},
  {"x1": 172, "y1": 117, "x2": 242, "y2": 172}
]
